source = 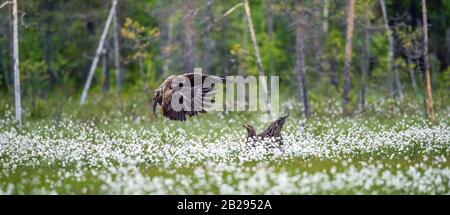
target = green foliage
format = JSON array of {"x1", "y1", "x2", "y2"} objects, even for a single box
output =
[
  {"x1": 324, "y1": 28, "x2": 345, "y2": 67},
  {"x1": 122, "y1": 17, "x2": 160, "y2": 61},
  {"x1": 442, "y1": 67, "x2": 450, "y2": 91},
  {"x1": 370, "y1": 32, "x2": 389, "y2": 81},
  {"x1": 0, "y1": 0, "x2": 448, "y2": 114},
  {"x1": 259, "y1": 32, "x2": 287, "y2": 75},
  {"x1": 20, "y1": 60, "x2": 49, "y2": 97},
  {"x1": 355, "y1": 0, "x2": 376, "y2": 21}
]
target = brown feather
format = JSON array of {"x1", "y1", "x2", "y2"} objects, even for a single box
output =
[
  {"x1": 152, "y1": 73, "x2": 225, "y2": 121},
  {"x1": 243, "y1": 114, "x2": 289, "y2": 146}
]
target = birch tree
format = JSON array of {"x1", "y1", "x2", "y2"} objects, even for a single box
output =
[
  {"x1": 8, "y1": 0, "x2": 22, "y2": 128},
  {"x1": 243, "y1": 0, "x2": 265, "y2": 78},
  {"x1": 267, "y1": 0, "x2": 275, "y2": 75},
  {"x1": 80, "y1": 0, "x2": 118, "y2": 105},
  {"x1": 421, "y1": 0, "x2": 435, "y2": 123},
  {"x1": 0, "y1": 0, "x2": 21, "y2": 127},
  {"x1": 243, "y1": 0, "x2": 268, "y2": 111},
  {"x1": 342, "y1": 0, "x2": 356, "y2": 114}
]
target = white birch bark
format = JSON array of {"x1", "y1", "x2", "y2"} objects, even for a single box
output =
[
  {"x1": 80, "y1": 0, "x2": 118, "y2": 105},
  {"x1": 12, "y1": 0, "x2": 21, "y2": 128},
  {"x1": 243, "y1": 0, "x2": 269, "y2": 113}
]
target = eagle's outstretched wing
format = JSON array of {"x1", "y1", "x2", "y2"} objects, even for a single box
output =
[{"x1": 154, "y1": 73, "x2": 226, "y2": 121}]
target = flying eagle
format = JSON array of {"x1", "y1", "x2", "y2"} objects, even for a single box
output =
[
  {"x1": 243, "y1": 113, "x2": 290, "y2": 146},
  {"x1": 152, "y1": 73, "x2": 226, "y2": 121}
]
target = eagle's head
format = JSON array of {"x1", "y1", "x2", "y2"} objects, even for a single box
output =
[
  {"x1": 152, "y1": 75, "x2": 175, "y2": 113},
  {"x1": 243, "y1": 124, "x2": 257, "y2": 137},
  {"x1": 274, "y1": 112, "x2": 290, "y2": 127}
]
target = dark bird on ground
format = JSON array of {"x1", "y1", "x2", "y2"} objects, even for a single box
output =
[
  {"x1": 243, "y1": 113, "x2": 290, "y2": 146},
  {"x1": 152, "y1": 73, "x2": 226, "y2": 121}
]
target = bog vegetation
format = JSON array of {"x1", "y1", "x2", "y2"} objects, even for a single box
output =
[{"x1": 0, "y1": 0, "x2": 449, "y2": 194}]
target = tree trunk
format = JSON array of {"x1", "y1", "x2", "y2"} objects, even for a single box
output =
[
  {"x1": 80, "y1": 0, "x2": 118, "y2": 105},
  {"x1": 112, "y1": 4, "x2": 122, "y2": 92},
  {"x1": 12, "y1": 0, "x2": 21, "y2": 128},
  {"x1": 295, "y1": 0, "x2": 309, "y2": 117},
  {"x1": 243, "y1": 0, "x2": 268, "y2": 97},
  {"x1": 380, "y1": 0, "x2": 402, "y2": 100},
  {"x1": 421, "y1": 0, "x2": 435, "y2": 123},
  {"x1": 183, "y1": 0, "x2": 196, "y2": 72},
  {"x1": 267, "y1": 0, "x2": 275, "y2": 75},
  {"x1": 359, "y1": 27, "x2": 370, "y2": 112},
  {"x1": 342, "y1": 0, "x2": 355, "y2": 114}
]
